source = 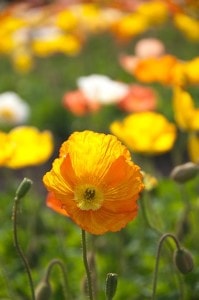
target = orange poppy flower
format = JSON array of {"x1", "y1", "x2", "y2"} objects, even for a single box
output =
[
  {"x1": 43, "y1": 130, "x2": 144, "y2": 235},
  {"x1": 118, "y1": 84, "x2": 157, "y2": 112},
  {"x1": 133, "y1": 55, "x2": 178, "y2": 84},
  {"x1": 62, "y1": 90, "x2": 100, "y2": 116}
]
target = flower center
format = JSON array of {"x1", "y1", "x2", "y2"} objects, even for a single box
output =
[
  {"x1": 0, "y1": 108, "x2": 15, "y2": 121},
  {"x1": 74, "y1": 184, "x2": 104, "y2": 211},
  {"x1": 84, "y1": 188, "x2": 96, "y2": 200}
]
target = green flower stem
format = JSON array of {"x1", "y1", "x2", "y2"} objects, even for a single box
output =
[
  {"x1": 152, "y1": 233, "x2": 181, "y2": 300},
  {"x1": 44, "y1": 259, "x2": 71, "y2": 300},
  {"x1": 81, "y1": 230, "x2": 94, "y2": 300},
  {"x1": 140, "y1": 193, "x2": 162, "y2": 235},
  {"x1": 12, "y1": 195, "x2": 35, "y2": 300}
]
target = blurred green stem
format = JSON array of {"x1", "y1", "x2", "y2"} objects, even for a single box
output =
[
  {"x1": 81, "y1": 230, "x2": 94, "y2": 300},
  {"x1": 140, "y1": 193, "x2": 162, "y2": 235},
  {"x1": 44, "y1": 258, "x2": 71, "y2": 300},
  {"x1": 12, "y1": 195, "x2": 35, "y2": 300},
  {"x1": 152, "y1": 233, "x2": 181, "y2": 300}
]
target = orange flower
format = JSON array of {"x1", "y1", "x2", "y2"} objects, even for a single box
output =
[
  {"x1": 62, "y1": 90, "x2": 100, "y2": 116},
  {"x1": 133, "y1": 55, "x2": 178, "y2": 84},
  {"x1": 43, "y1": 131, "x2": 144, "y2": 235},
  {"x1": 118, "y1": 84, "x2": 157, "y2": 112}
]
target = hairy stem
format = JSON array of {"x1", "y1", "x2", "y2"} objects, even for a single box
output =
[
  {"x1": 152, "y1": 233, "x2": 181, "y2": 300},
  {"x1": 12, "y1": 196, "x2": 35, "y2": 300},
  {"x1": 81, "y1": 230, "x2": 94, "y2": 300}
]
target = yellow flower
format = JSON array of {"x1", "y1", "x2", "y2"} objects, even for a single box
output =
[
  {"x1": 173, "y1": 87, "x2": 199, "y2": 131},
  {"x1": 111, "y1": 13, "x2": 148, "y2": 39},
  {"x1": 31, "y1": 38, "x2": 58, "y2": 57},
  {"x1": 0, "y1": 132, "x2": 14, "y2": 165},
  {"x1": 71, "y1": 3, "x2": 112, "y2": 33},
  {"x1": 0, "y1": 34, "x2": 14, "y2": 54},
  {"x1": 0, "y1": 15, "x2": 25, "y2": 33},
  {"x1": 4, "y1": 126, "x2": 53, "y2": 168},
  {"x1": 56, "y1": 34, "x2": 81, "y2": 55},
  {"x1": 12, "y1": 49, "x2": 33, "y2": 73},
  {"x1": 174, "y1": 13, "x2": 199, "y2": 41},
  {"x1": 188, "y1": 133, "x2": 199, "y2": 163},
  {"x1": 43, "y1": 131, "x2": 144, "y2": 235},
  {"x1": 110, "y1": 112, "x2": 176, "y2": 155},
  {"x1": 55, "y1": 9, "x2": 78, "y2": 31},
  {"x1": 0, "y1": 15, "x2": 26, "y2": 53},
  {"x1": 31, "y1": 31, "x2": 81, "y2": 57},
  {"x1": 137, "y1": 0, "x2": 168, "y2": 25},
  {"x1": 184, "y1": 57, "x2": 199, "y2": 85}
]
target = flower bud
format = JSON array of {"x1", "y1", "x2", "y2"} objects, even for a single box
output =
[
  {"x1": 173, "y1": 248, "x2": 194, "y2": 274},
  {"x1": 170, "y1": 162, "x2": 199, "y2": 183},
  {"x1": 35, "y1": 279, "x2": 51, "y2": 300},
  {"x1": 15, "y1": 177, "x2": 33, "y2": 199},
  {"x1": 105, "y1": 273, "x2": 118, "y2": 300}
]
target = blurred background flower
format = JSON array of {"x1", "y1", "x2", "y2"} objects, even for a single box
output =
[
  {"x1": 77, "y1": 74, "x2": 129, "y2": 104},
  {"x1": 134, "y1": 38, "x2": 165, "y2": 58},
  {"x1": 173, "y1": 87, "x2": 199, "y2": 131},
  {"x1": 119, "y1": 37, "x2": 165, "y2": 74},
  {"x1": 62, "y1": 74, "x2": 130, "y2": 116},
  {"x1": 0, "y1": 126, "x2": 54, "y2": 168},
  {"x1": 118, "y1": 84, "x2": 157, "y2": 113},
  {"x1": 0, "y1": 131, "x2": 14, "y2": 165},
  {"x1": 173, "y1": 13, "x2": 199, "y2": 41},
  {"x1": 188, "y1": 133, "x2": 199, "y2": 163},
  {"x1": 110, "y1": 112, "x2": 177, "y2": 155},
  {"x1": 0, "y1": 91, "x2": 30, "y2": 125},
  {"x1": 62, "y1": 89, "x2": 100, "y2": 116}
]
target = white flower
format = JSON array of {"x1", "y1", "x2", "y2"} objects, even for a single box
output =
[
  {"x1": 0, "y1": 92, "x2": 30, "y2": 125},
  {"x1": 77, "y1": 74, "x2": 129, "y2": 104}
]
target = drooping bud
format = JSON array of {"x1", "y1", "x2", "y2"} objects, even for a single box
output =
[
  {"x1": 170, "y1": 162, "x2": 199, "y2": 183},
  {"x1": 15, "y1": 177, "x2": 33, "y2": 199},
  {"x1": 173, "y1": 248, "x2": 194, "y2": 274},
  {"x1": 35, "y1": 279, "x2": 51, "y2": 300},
  {"x1": 105, "y1": 273, "x2": 118, "y2": 300}
]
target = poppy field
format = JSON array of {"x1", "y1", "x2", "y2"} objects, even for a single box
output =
[{"x1": 0, "y1": 1, "x2": 199, "y2": 299}]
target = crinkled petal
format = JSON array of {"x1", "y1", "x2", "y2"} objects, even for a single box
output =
[
  {"x1": 59, "y1": 131, "x2": 131, "y2": 183},
  {"x1": 43, "y1": 130, "x2": 144, "y2": 234},
  {"x1": 68, "y1": 206, "x2": 138, "y2": 235}
]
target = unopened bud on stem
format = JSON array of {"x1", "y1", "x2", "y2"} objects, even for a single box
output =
[
  {"x1": 170, "y1": 162, "x2": 198, "y2": 183},
  {"x1": 173, "y1": 248, "x2": 194, "y2": 274},
  {"x1": 15, "y1": 177, "x2": 33, "y2": 199},
  {"x1": 105, "y1": 273, "x2": 118, "y2": 300},
  {"x1": 35, "y1": 279, "x2": 51, "y2": 300}
]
